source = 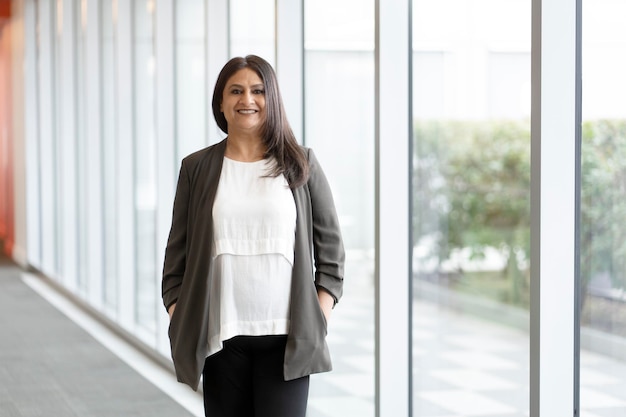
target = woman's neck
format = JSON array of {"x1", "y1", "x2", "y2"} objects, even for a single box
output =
[{"x1": 225, "y1": 135, "x2": 266, "y2": 162}]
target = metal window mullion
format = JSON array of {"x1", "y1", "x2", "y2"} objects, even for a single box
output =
[
  {"x1": 530, "y1": 0, "x2": 581, "y2": 415},
  {"x1": 375, "y1": 0, "x2": 411, "y2": 416}
]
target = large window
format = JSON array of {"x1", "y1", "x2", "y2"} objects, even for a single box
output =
[
  {"x1": 19, "y1": 1, "x2": 626, "y2": 414},
  {"x1": 229, "y1": 0, "x2": 275, "y2": 62},
  {"x1": 304, "y1": 1, "x2": 375, "y2": 415},
  {"x1": 101, "y1": 0, "x2": 118, "y2": 312},
  {"x1": 75, "y1": 0, "x2": 88, "y2": 294},
  {"x1": 175, "y1": 0, "x2": 207, "y2": 161},
  {"x1": 133, "y1": 0, "x2": 158, "y2": 334},
  {"x1": 411, "y1": 1, "x2": 530, "y2": 415},
  {"x1": 580, "y1": 0, "x2": 626, "y2": 413},
  {"x1": 38, "y1": 0, "x2": 58, "y2": 276}
]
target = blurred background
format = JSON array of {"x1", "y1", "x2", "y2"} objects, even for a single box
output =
[{"x1": 1, "y1": 0, "x2": 625, "y2": 416}]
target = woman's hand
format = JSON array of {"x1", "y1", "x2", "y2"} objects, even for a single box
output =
[
  {"x1": 317, "y1": 289, "x2": 334, "y2": 323},
  {"x1": 168, "y1": 303, "x2": 176, "y2": 320}
]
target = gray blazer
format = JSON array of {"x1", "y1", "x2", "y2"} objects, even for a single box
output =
[{"x1": 162, "y1": 139, "x2": 345, "y2": 390}]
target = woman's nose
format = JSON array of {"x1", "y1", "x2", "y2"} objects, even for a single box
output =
[{"x1": 239, "y1": 90, "x2": 254, "y2": 103}]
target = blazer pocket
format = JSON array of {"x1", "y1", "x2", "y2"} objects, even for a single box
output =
[
  {"x1": 168, "y1": 305, "x2": 181, "y2": 341},
  {"x1": 317, "y1": 301, "x2": 328, "y2": 335}
]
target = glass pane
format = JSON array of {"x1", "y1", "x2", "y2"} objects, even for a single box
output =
[
  {"x1": 580, "y1": 0, "x2": 626, "y2": 414},
  {"x1": 75, "y1": 0, "x2": 88, "y2": 293},
  {"x1": 412, "y1": 1, "x2": 530, "y2": 415},
  {"x1": 37, "y1": 0, "x2": 59, "y2": 274},
  {"x1": 304, "y1": 1, "x2": 375, "y2": 416},
  {"x1": 229, "y1": 0, "x2": 275, "y2": 63},
  {"x1": 175, "y1": 0, "x2": 207, "y2": 161},
  {"x1": 101, "y1": 0, "x2": 118, "y2": 311},
  {"x1": 53, "y1": 0, "x2": 63, "y2": 277},
  {"x1": 133, "y1": 0, "x2": 157, "y2": 333}
]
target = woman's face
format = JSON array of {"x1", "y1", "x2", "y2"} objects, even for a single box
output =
[{"x1": 220, "y1": 68, "x2": 266, "y2": 136}]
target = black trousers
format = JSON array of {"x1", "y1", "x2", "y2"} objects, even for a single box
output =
[{"x1": 202, "y1": 335, "x2": 310, "y2": 417}]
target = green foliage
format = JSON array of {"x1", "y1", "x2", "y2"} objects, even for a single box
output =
[
  {"x1": 413, "y1": 119, "x2": 531, "y2": 305},
  {"x1": 414, "y1": 119, "x2": 626, "y2": 307},
  {"x1": 581, "y1": 120, "x2": 626, "y2": 292}
]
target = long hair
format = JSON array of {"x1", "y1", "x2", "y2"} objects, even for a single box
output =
[{"x1": 212, "y1": 55, "x2": 309, "y2": 188}]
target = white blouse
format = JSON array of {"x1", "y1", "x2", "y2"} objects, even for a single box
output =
[{"x1": 207, "y1": 157, "x2": 297, "y2": 356}]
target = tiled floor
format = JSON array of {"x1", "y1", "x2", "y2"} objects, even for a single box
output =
[
  {"x1": 0, "y1": 259, "x2": 201, "y2": 417},
  {"x1": 308, "y1": 282, "x2": 375, "y2": 417},
  {"x1": 308, "y1": 266, "x2": 626, "y2": 417}
]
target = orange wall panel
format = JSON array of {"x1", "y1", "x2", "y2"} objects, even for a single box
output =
[
  {"x1": 0, "y1": 2, "x2": 10, "y2": 19},
  {"x1": 0, "y1": 22, "x2": 14, "y2": 256}
]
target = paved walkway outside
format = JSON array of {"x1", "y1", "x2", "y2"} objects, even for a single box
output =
[{"x1": 307, "y1": 256, "x2": 626, "y2": 417}]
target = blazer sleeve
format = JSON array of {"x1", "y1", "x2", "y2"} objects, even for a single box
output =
[
  {"x1": 162, "y1": 160, "x2": 190, "y2": 311},
  {"x1": 307, "y1": 149, "x2": 345, "y2": 305}
]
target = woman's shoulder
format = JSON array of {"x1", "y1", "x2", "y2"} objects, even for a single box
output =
[
  {"x1": 182, "y1": 139, "x2": 227, "y2": 166},
  {"x1": 298, "y1": 145, "x2": 312, "y2": 161}
]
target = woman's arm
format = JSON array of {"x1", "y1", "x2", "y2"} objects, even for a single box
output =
[
  {"x1": 162, "y1": 161, "x2": 191, "y2": 313},
  {"x1": 307, "y1": 149, "x2": 345, "y2": 307}
]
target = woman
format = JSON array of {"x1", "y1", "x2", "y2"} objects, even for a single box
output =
[{"x1": 162, "y1": 55, "x2": 345, "y2": 417}]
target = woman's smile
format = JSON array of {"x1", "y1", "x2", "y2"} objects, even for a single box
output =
[{"x1": 221, "y1": 68, "x2": 266, "y2": 135}]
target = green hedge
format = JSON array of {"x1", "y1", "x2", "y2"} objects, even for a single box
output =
[
  {"x1": 413, "y1": 119, "x2": 626, "y2": 307},
  {"x1": 581, "y1": 120, "x2": 626, "y2": 296}
]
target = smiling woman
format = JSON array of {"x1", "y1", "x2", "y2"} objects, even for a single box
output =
[
  {"x1": 162, "y1": 55, "x2": 345, "y2": 417},
  {"x1": 210, "y1": 55, "x2": 310, "y2": 187},
  {"x1": 219, "y1": 68, "x2": 267, "y2": 154}
]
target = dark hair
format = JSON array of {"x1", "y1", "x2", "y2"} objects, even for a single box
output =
[{"x1": 212, "y1": 55, "x2": 309, "y2": 188}]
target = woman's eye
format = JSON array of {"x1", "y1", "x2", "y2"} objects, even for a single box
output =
[
  {"x1": 230, "y1": 89, "x2": 241, "y2": 94},
  {"x1": 253, "y1": 89, "x2": 265, "y2": 95}
]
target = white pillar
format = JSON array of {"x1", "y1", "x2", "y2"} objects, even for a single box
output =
[
  {"x1": 530, "y1": 0, "x2": 581, "y2": 415},
  {"x1": 375, "y1": 0, "x2": 411, "y2": 415}
]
